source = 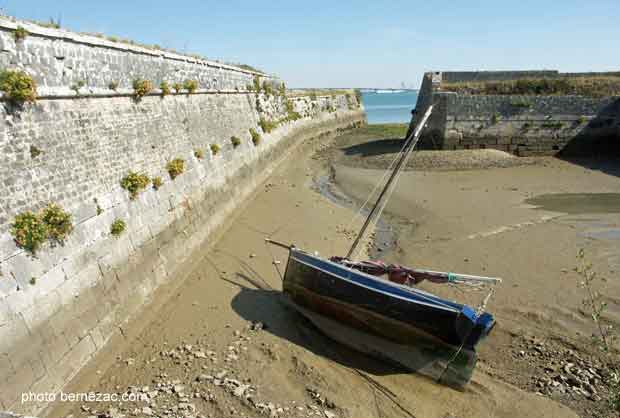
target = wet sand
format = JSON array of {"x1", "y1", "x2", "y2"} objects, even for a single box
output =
[{"x1": 49, "y1": 127, "x2": 620, "y2": 418}]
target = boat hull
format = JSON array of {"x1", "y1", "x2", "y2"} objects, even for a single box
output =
[{"x1": 282, "y1": 249, "x2": 492, "y2": 386}]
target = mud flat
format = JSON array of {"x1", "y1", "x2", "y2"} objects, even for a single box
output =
[{"x1": 47, "y1": 126, "x2": 619, "y2": 418}]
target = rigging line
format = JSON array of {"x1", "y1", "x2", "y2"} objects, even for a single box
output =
[
  {"x1": 264, "y1": 239, "x2": 284, "y2": 282},
  {"x1": 344, "y1": 135, "x2": 411, "y2": 230},
  {"x1": 353, "y1": 369, "x2": 418, "y2": 418},
  {"x1": 347, "y1": 106, "x2": 433, "y2": 261}
]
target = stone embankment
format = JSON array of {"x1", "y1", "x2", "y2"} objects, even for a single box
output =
[
  {"x1": 410, "y1": 71, "x2": 620, "y2": 156},
  {"x1": 0, "y1": 16, "x2": 365, "y2": 416}
]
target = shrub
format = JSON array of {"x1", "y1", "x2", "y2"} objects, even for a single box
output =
[
  {"x1": 230, "y1": 136, "x2": 241, "y2": 148},
  {"x1": 29, "y1": 277, "x2": 36, "y2": 285},
  {"x1": 250, "y1": 128, "x2": 261, "y2": 146},
  {"x1": 542, "y1": 121, "x2": 564, "y2": 129},
  {"x1": 40, "y1": 203, "x2": 73, "y2": 244},
  {"x1": 246, "y1": 83, "x2": 255, "y2": 92},
  {"x1": 194, "y1": 149, "x2": 205, "y2": 159},
  {"x1": 510, "y1": 99, "x2": 532, "y2": 108},
  {"x1": 173, "y1": 82, "x2": 182, "y2": 93},
  {"x1": 71, "y1": 80, "x2": 85, "y2": 95},
  {"x1": 132, "y1": 79, "x2": 153, "y2": 98},
  {"x1": 152, "y1": 176, "x2": 163, "y2": 190},
  {"x1": 0, "y1": 70, "x2": 37, "y2": 103},
  {"x1": 110, "y1": 219, "x2": 126, "y2": 237},
  {"x1": 262, "y1": 81, "x2": 274, "y2": 96},
  {"x1": 253, "y1": 76, "x2": 261, "y2": 93},
  {"x1": 94, "y1": 198, "x2": 103, "y2": 215},
  {"x1": 108, "y1": 80, "x2": 119, "y2": 91},
  {"x1": 10, "y1": 211, "x2": 48, "y2": 253},
  {"x1": 278, "y1": 82, "x2": 286, "y2": 97},
  {"x1": 577, "y1": 115, "x2": 588, "y2": 124},
  {"x1": 491, "y1": 113, "x2": 500, "y2": 124},
  {"x1": 14, "y1": 26, "x2": 28, "y2": 41},
  {"x1": 30, "y1": 145, "x2": 42, "y2": 158},
  {"x1": 210, "y1": 144, "x2": 221, "y2": 155},
  {"x1": 160, "y1": 81, "x2": 171, "y2": 96},
  {"x1": 166, "y1": 158, "x2": 185, "y2": 179},
  {"x1": 120, "y1": 171, "x2": 151, "y2": 199},
  {"x1": 183, "y1": 79, "x2": 199, "y2": 94},
  {"x1": 259, "y1": 117, "x2": 278, "y2": 133},
  {"x1": 285, "y1": 100, "x2": 301, "y2": 121}
]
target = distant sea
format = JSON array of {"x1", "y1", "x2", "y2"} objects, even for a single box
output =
[{"x1": 361, "y1": 90, "x2": 418, "y2": 125}]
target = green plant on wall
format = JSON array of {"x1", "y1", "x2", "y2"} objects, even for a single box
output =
[
  {"x1": 183, "y1": 79, "x2": 199, "y2": 94},
  {"x1": 0, "y1": 70, "x2": 37, "y2": 104},
  {"x1": 262, "y1": 81, "x2": 274, "y2": 96},
  {"x1": 108, "y1": 80, "x2": 119, "y2": 91},
  {"x1": 542, "y1": 120, "x2": 564, "y2": 129},
  {"x1": 491, "y1": 113, "x2": 500, "y2": 124},
  {"x1": 253, "y1": 75, "x2": 261, "y2": 93},
  {"x1": 166, "y1": 158, "x2": 185, "y2": 179},
  {"x1": 110, "y1": 219, "x2": 126, "y2": 237},
  {"x1": 278, "y1": 82, "x2": 286, "y2": 97},
  {"x1": 152, "y1": 176, "x2": 163, "y2": 190},
  {"x1": 250, "y1": 128, "x2": 261, "y2": 146},
  {"x1": 14, "y1": 26, "x2": 28, "y2": 41},
  {"x1": 160, "y1": 81, "x2": 171, "y2": 96},
  {"x1": 259, "y1": 117, "x2": 277, "y2": 133},
  {"x1": 10, "y1": 203, "x2": 73, "y2": 253},
  {"x1": 230, "y1": 136, "x2": 241, "y2": 148},
  {"x1": 10, "y1": 211, "x2": 48, "y2": 253},
  {"x1": 30, "y1": 145, "x2": 42, "y2": 159},
  {"x1": 120, "y1": 171, "x2": 151, "y2": 199},
  {"x1": 194, "y1": 149, "x2": 205, "y2": 159},
  {"x1": 286, "y1": 100, "x2": 301, "y2": 121},
  {"x1": 71, "y1": 80, "x2": 86, "y2": 95},
  {"x1": 577, "y1": 115, "x2": 588, "y2": 125},
  {"x1": 210, "y1": 144, "x2": 221, "y2": 155},
  {"x1": 40, "y1": 203, "x2": 73, "y2": 244},
  {"x1": 173, "y1": 82, "x2": 182, "y2": 93},
  {"x1": 132, "y1": 79, "x2": 153, "y2": 99}
]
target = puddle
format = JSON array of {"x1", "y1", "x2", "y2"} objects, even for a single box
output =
[
  {"x1": 311, "y1": 175, "x2": 397, "y2": 258},
  {"x1": 525, "y1": 193, "x2": 620, "y2": 214}
]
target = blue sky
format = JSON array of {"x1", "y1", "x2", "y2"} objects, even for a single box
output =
[{"x1": 4, "y1": 0, "x2": 619, "y2": 88}]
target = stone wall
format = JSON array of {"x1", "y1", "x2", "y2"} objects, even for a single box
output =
[
  {"x1": 0, "y1": 16, "x2": 268, "y2": 96},
  {"x1": 0, "y1": 16, "x2": 366, "y2": 417},
  {"x1": 411, "y1": 71, "x2": 620, "y2": 155}
]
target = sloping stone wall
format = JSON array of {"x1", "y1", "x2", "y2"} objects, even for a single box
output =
[
  {"x1": 0, "y1": 15, "x2": 366, "y2": 417},
  {"x1": 0, "y1": 16, "x2": 268, "y2": 96}
]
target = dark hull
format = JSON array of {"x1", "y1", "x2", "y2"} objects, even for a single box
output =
[{"x1": 282, "y1": 249, "x2": 495, "y2": 386}]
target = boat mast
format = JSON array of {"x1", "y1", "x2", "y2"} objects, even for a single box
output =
[{"x1": 345, "y1": 106, "x2": 433, "y2": 260}]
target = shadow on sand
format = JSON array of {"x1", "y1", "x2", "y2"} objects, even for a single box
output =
[
  {"x1": 224, "y1": 272, "x2": 406, "y2": 377},
  {"x1": 341, "y1": 138, "x2": 405, "y2": 158},
  {"x1": 221, "y1": 270, "x2": 471, "y2": 392}
]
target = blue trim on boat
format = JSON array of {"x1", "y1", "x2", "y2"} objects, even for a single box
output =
[{"x1": 291, "y1": 249, "x2": 474, "y2": 316}]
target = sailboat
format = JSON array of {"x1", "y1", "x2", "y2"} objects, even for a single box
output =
[{"x1": 267, "y1": 106, "x2": 502, "y2": 386}]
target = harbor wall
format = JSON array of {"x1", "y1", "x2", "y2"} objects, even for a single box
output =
[
  {"x1": 0, "y1": 17, "x2": 366, "y2": 416},
  {"x1": 412, "y1": 71, "x2": 620, "y2": 156}
]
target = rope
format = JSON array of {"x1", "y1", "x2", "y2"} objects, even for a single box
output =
[
  {"x1": 343, "y1": 137, "x2": 410, "y2": 234},
  {"x1": 264, "y1": 239, "x2": 284, "y2": 282}
]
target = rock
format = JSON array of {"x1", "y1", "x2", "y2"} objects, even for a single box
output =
[
  {"x1": 141, "y1": 407, "x2": 153, "y2": 416},
  {"x1": 324, "y1": 410, "x2": 337, "y2": 418}
]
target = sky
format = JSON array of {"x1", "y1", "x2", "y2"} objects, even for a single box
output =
[{"x1": 3, "y1": 0, "x2": 619, "y2": 89}]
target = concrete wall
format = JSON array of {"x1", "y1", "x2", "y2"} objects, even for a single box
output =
[
  {"x1": 0, "y1": 16, "x2": 366, "y2": 416},
  {"x1": 411, "y1": 71, "x2": 620, "y2": 155}
]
